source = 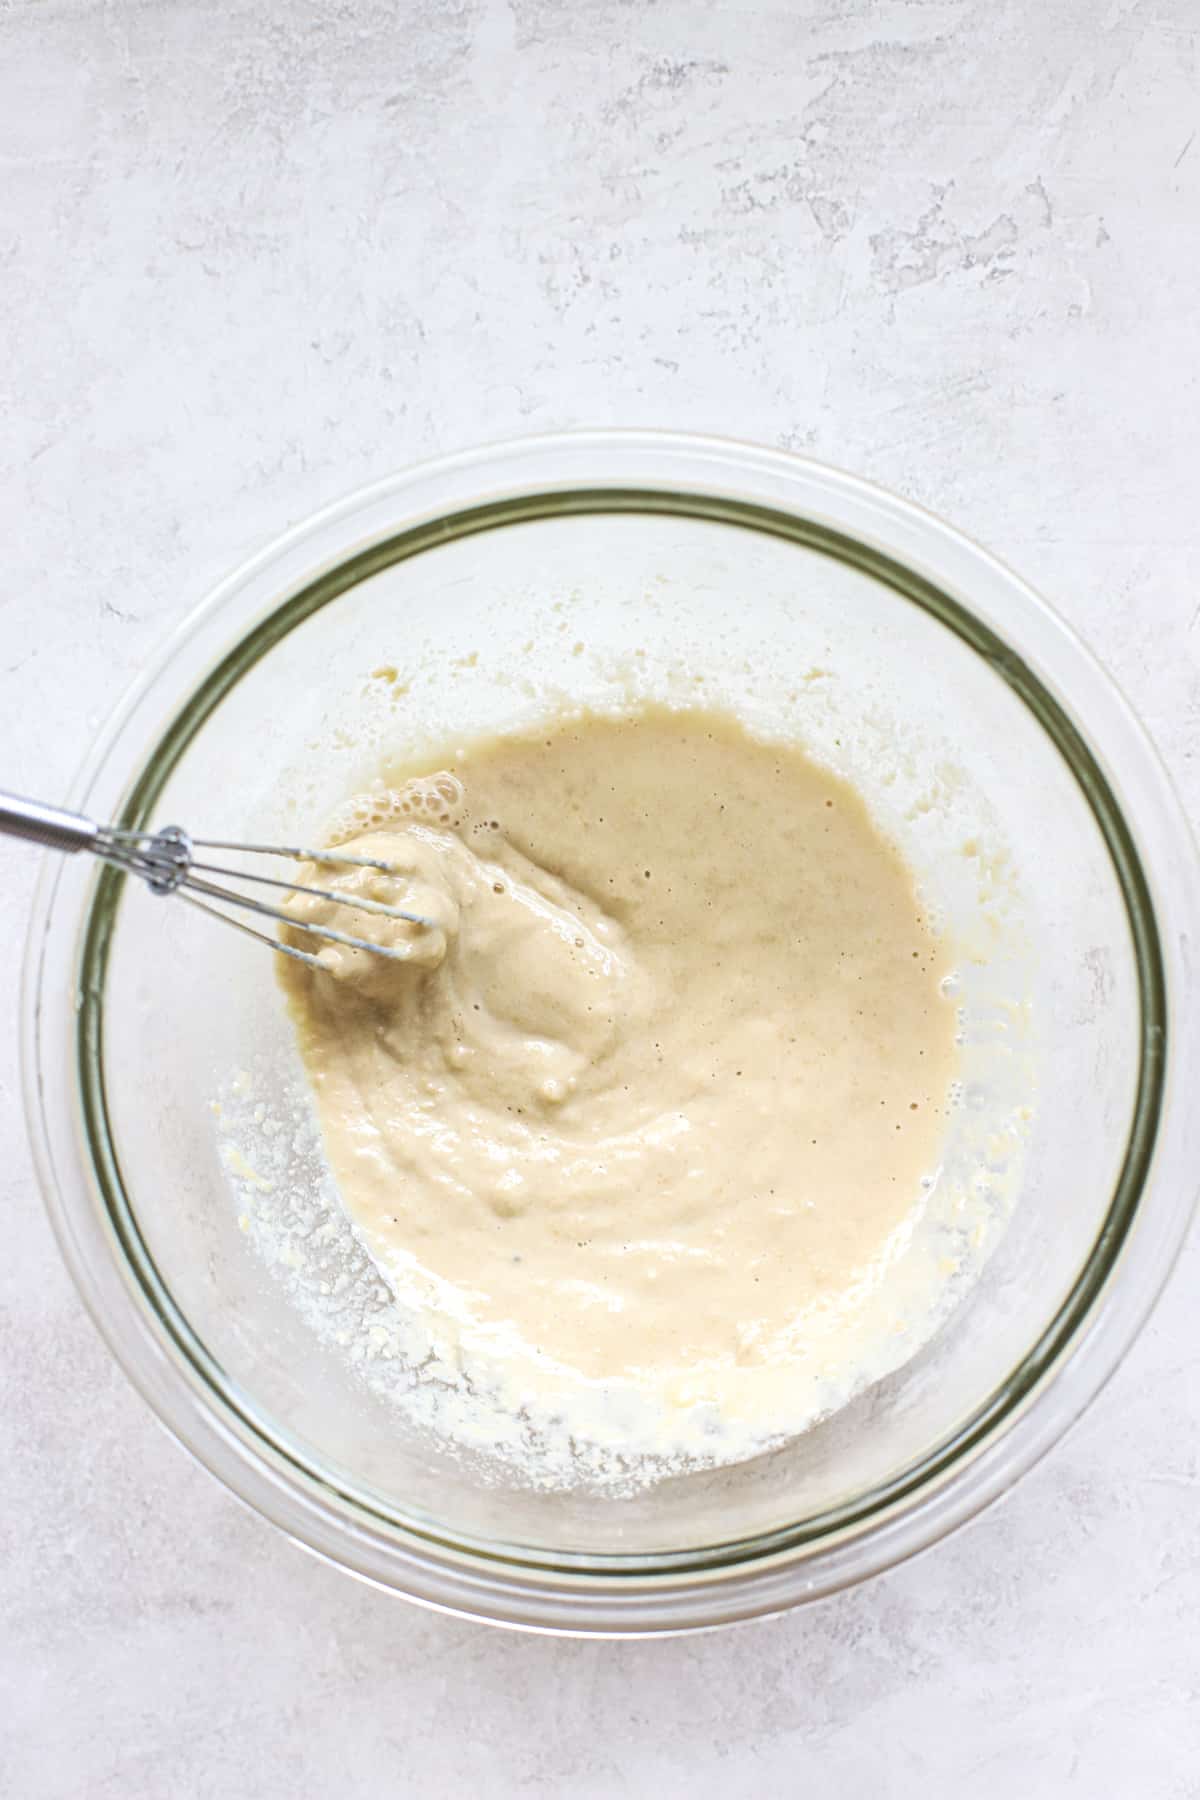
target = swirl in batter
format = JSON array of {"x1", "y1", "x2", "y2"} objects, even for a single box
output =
[{"x1": 280, "y1": 707, "x2": 958, "y2": 1448}]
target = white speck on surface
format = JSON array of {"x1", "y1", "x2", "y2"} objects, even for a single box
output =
[{"x1": 3, "y1": 0, "x2": 1199, "y2": 1794}]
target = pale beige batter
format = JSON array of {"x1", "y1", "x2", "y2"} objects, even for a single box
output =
[{"x1": 279, "y1": 708, "x2": 958, "y2": 1444}]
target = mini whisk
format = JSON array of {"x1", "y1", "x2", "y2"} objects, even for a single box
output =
[{"x1": 0, "y1": 789, "x2": 433, "y2": 968}]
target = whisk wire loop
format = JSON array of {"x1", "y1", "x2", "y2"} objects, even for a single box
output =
[{"x1": 0, "y1": 789, "x2": 431, "y2": 964}]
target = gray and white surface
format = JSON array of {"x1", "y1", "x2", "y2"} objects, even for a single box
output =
[{"x1": 3, "y1": 2, "x2": 1199, "y2": 1793}]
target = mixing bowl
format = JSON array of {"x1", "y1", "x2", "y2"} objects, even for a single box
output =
[{"x1": 22, "y1": 432, "x2": 1200, "y2": 1634}]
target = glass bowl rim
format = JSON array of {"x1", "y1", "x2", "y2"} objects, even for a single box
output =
[{"x1": 22, "y1": 429, "x2": 1200, "y2": 1635}]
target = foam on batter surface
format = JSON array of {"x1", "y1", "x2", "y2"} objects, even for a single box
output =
[{"x1": 278, "y1": 706, "x2": 959, "y2": 1458}]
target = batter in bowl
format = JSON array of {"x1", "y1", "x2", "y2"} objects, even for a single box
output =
[{"x1": 280, "y1": 706, "x2": 959, "y2": 1463}]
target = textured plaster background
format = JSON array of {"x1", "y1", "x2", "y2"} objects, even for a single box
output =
[{"x1": 2, "y1": 2, "x2": 1198, "y2": 1794}]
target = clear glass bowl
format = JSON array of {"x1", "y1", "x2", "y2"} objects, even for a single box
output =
[{"x1": 22, "y1": 432, "x2": 1200, "y2": 1634}]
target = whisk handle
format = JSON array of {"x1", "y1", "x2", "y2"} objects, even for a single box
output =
[{"x1": 0, "y1": 790, "x2": 100, "y2": 855}]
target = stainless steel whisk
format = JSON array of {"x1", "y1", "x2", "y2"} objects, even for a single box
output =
[{"x1": 0, "y1": 790, "x2": 433, "y2": 968}]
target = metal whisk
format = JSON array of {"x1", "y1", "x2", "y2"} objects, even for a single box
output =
[{"x1": 0, "y1": 790, "x2": 434, "y2": 968}]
